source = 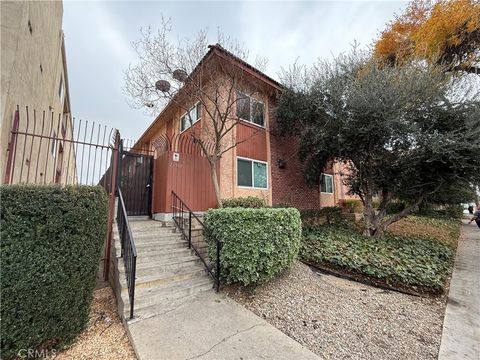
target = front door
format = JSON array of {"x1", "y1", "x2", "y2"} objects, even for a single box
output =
[{"x1": 119, "y1": 151, "x2": 153, "y2": 216}]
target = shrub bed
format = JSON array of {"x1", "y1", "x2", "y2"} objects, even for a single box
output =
[
  {"x1": 1, "y1": 185, "x2": 108, "y2": 358},
  {"x1": 300, "y1": 206, "x2": 344, "y2": 225},
  {"x1": 222, "y1": 196, "x2": 266, "y2": 208},
  {"x1": 204, "y1": 208, "x2": 301, "y2": 285},
  {"x1": 300, "y1": 224, "x2": 454, "y2": 293}
]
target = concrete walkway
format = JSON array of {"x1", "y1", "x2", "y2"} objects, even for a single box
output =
[
  {"x1": 127, "y1": 290, "x2": 319, "y2": 360},
  {"x1": 438, "y1": 220, "x2": 480, "y2": 360}
]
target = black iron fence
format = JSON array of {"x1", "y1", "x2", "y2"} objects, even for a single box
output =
[
  {"x1": 171, "y1": 191, "x2": 220, "y2": 291},
  {"x1": 4, "y1": 107, "x2": 118, "y2": 188},
  {"x1": 117, "y1": 188, "x2": 137, "y2": 319}
]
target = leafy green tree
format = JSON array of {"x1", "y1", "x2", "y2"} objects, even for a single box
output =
[
  {"x1": 277, "y1": 53, "x2": 480, "y2": 237},
  {"x1": 423, "y1": 180, "x2": 478, "y2": 205}
]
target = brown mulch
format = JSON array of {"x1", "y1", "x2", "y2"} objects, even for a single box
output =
[{"x1": 54, "y1": 286, "x2": 136, "y2": 360}]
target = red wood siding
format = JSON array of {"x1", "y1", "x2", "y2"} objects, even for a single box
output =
[
  {"x1": 152, "y1": 151, "x2": 217, "y2": 213},
  {"x1": 236, "y1": 122, "x2": 267, "y2": 161}
]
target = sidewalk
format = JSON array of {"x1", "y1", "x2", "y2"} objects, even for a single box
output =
[
  {"x1": 126, "y1": 290, "x2": 319, "y2": 360},
  {"x1": 438, "y1": 220, "x2": 479, "y2": 360}
]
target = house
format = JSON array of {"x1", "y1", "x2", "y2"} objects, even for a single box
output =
[
  {"x1": 133, "y1": 44, "x2": 355, "y2": 219},
  {"x1": 1, "y1": 0, "x2": 75, "y2": 184}
]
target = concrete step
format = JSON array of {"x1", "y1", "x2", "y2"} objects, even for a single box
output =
[
  {"x1": 114, "y1": 227, "x2": 178, "y2": 236},
  {"x1": 132, "y1": 232, "x2": 182, "y2": 242},
  {"x1": 113, "y1": 218, "x2": 213, "y2": 323},
  {"x1": 127, "y1": 216, "x2": 151, "y2": 222},
  {"x1": 118, "y1": 266, "x2": 208, "y2": 293},
  {"x1": 133, "y1": 277, "x2": 213, "y2": 309},
  {"x1": 115, "y1": 239, "x2": 187, "y2": 253},
  {"x1": 123, "y1": 257, "x2": 202, "y2": 277},
  {"x1": 134, "y1": 248, "x2": 194, "y2": 264},
  {"x1": 124, "y1": 292, "x2": 200, "y2": 323}
]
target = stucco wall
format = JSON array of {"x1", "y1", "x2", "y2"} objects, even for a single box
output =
[{"x1": 1, "y1": 1, "x2": 72, "y2": 183}]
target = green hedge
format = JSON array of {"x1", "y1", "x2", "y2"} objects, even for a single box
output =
[
  {"x1": 222, "y1": 196, "x2": 266, "y2": 208},
  {"x1": 1, "y1": 185, "x2": 108, "y2": 358},
  {"x1": 204, "y1": 208, "x2": 301, "y2": 285}
]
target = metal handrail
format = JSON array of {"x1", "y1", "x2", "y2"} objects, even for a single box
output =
[
  {"x1": 171, "y1": 191, "x2": 220, "y2": 291},
  {"x1": 117, "y1": 188, "x2": 137, "y2": 319}
]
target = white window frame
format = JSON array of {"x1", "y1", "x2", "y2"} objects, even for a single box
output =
[
  {"x1": 236, "y1": 156, "x2": 268, "y2": 189},
  {"x1": 236, "y1": 92, "x2": 265, "y2": 128},
  {"x1": 180, "y1": 102, "x2": 201, "y2": 133},
  {"x1": 320, "y1": 173, "x2": 334, "y2": 194}
]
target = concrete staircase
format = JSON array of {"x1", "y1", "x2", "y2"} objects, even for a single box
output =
[{"x1": 111, "y1": 217, "x2": 213, "y2": 322}]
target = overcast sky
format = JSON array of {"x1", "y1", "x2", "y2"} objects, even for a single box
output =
[{"x1": 63, "y1": 0, "x2": 408, "y2": 140}]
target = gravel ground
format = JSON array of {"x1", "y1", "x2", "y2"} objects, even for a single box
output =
[
  {"x1": 225, "y1": 261, "x2": 447, "y2": 360},
  {"x1": 54, "y1": 286, "x2": 136, "y2": 360}
]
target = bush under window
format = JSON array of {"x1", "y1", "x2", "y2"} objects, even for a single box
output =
[
  {"x1": 222, "y1": 196, "x2": 266, "y2": 208},
  {"x1": 204, "y1": 207, "x2": 301, "y2": 285}
]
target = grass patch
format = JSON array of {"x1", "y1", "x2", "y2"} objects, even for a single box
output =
[{"x1": 300, "y1": 221, "x2": 457, "y2": 294}]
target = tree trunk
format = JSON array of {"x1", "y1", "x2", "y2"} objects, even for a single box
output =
[
  {"x1": 362, "y1": 194, "x2": 377, "y2": 236},
  {"x1": 362, "y1": 193, "x2": 424, "y2": 237},
  {"x1": 209, "y1": 160, "x2": 223, "y2": 208}
]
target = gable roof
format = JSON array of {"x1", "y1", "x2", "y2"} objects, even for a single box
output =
[
  {"x1": 136, "y1": 44, "x2": 283, "y2": 145},
  {"x1": 208, "y1": 44, "x2": 282, "y2": 91}
]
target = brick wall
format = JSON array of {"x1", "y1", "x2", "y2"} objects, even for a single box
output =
[{"x1": 269, "y1": 99, "x2": 320, "y2": 209}]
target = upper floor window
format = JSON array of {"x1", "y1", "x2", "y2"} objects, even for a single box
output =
[
  {"x1": 320, "y1": 173, "x2": 334, "y2": 194},
  {"x1": 180, "y1": 103, "x2": 201, "y2": 132},
  {"x1": 236, "y1": 92, "x2": 264, "y2": 127}
]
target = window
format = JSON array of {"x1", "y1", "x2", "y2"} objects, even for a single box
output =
[
  {"x1": 58, "y1": 75, "x2": 64, "y2": 101},
  {"x1": 321, "y1": 174, "x2": 334, "y2": 193},
  {"x1": 180, "y1": 103, "x2": 201, "y2": 132},
  {"x1": 236, "y1": 92, "x2": 264, "y2": 127},
  {"x1": 237, "y1": 157, "x2": 268, "y2": 189}
]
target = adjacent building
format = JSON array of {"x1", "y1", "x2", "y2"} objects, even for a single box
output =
[{"x1": 1, "y1": 0, "x2": 75, "y2": 184}]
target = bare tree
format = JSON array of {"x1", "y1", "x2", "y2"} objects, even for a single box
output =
[{"x1": 124, "y1": 18, "x2": 270, "y2": 207}]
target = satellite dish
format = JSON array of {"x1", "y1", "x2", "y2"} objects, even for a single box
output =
[
  {"x1": 155, "y1": 80, "x2": 171, "y2": 92},
  {"x1": 172, "y1": 69, "x2": 188, "y2": 82}
]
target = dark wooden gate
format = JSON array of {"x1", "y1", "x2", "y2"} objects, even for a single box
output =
[{"x1": 119, "y1": 145, "x2": 154, "y2": 216}]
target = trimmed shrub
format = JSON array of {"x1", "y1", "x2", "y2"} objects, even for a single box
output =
[
  {"x1": 339, "y1": 199, "x2": 363, "y2": 213},
  {"x1": 222, "y1": 196, "x2": 266, "y2": 208},
  {"x1": 204, "y1": 208, "x2": 301, "y2": 285},
  {"x1": 300, "y1": 206, "x2": 344, "y2": 224},
  {"x1": 1, "y1": 185, "x2": 108, "y2": 358}
]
